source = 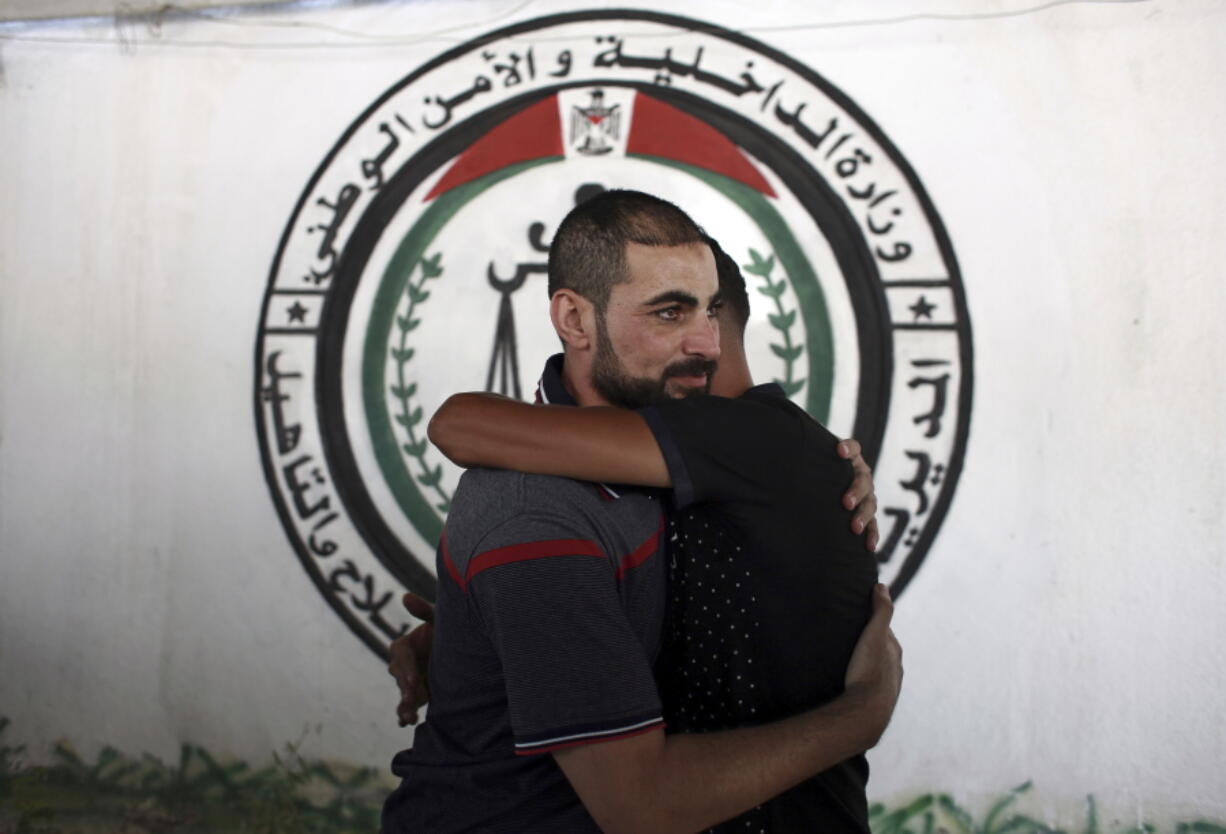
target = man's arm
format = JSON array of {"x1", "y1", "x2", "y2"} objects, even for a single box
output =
[
  {"x1": 428, "y1": 393, "x2": 670, "y2": 486},
  {"x1": 388, "y1": 592, "x2": 434, "y2": 727},
  {"x1": 428, "y1": 392, "x2": 877, "y2": 546},
  {"x1": 387, "y1": 586, "x2": 900, "y2": 828},
  {"x1": 554, "y1": 583, "x2": 902, "y2": 834}
]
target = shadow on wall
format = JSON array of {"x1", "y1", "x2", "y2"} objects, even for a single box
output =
[{"x1": 1, "y1": 718, "x2": 1224, "y2": 834}]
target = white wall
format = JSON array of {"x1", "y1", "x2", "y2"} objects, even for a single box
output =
[{"x1": 2, "y1": 0, "x2": 1223, "y2": 826}]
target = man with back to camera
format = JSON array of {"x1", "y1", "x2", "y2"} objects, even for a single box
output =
[{"x1": 380, "y1": 190, "x2": 901, "y2": 833}]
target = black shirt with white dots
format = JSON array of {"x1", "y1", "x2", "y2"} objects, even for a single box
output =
[{"x1": 641, "y1": 384, "x2": 879, "y2": 834}]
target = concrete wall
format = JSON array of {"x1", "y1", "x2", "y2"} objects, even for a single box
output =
[{"x1": 2, "y1": 0, "x2": 1223, "y2": 826}]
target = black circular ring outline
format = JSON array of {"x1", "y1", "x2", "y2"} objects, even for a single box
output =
[{"x1": 255, "y1": 9, "x2": 972, "y2": 658}]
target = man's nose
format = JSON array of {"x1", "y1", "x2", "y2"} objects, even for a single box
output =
[{"x1": 684, "y1": 315, "x2": 721, "y2": 361}]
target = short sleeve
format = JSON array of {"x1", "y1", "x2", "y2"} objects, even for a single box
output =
[
  {"x1": 465, "y1": 514, "x2": 664, "y2": 755},
  {"x1": 639, "y1": 393, "x2": 806, "y2": 509}
]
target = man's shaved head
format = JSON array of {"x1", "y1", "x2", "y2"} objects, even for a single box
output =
[
  {"x1": 549, "y1": 189, "x2": 707, "y2": 312},
  {"x1": 706, "y1": 236, "x2": 750, "y2": 332}
]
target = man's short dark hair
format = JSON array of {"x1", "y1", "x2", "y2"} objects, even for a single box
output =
[
  {"x1": 548, "y1": 189, "x2": 706, "y2": 312},
  {"x1": 707, "y1": 236, "x2": 751, "y2": 332}
]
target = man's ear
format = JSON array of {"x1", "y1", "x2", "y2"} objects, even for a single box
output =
[{"x1": 550, "y1": 289, "x2": 597, "y2": 351}]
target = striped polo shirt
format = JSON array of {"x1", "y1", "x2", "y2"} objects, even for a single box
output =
[{"x1": 382, "y1": 356, "x2": 666, "y2": 834}]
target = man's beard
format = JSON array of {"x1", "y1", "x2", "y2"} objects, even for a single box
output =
[{"x1": 590, "y1": 317, "x2": 717, "y2": 409}]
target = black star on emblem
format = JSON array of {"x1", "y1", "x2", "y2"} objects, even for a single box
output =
[
  {"x1": 909, "y1": 295, "x2": 936, "y2": 321},
  {"x1": 286, "y1": 301, "x2": 309, "y2": 323}
]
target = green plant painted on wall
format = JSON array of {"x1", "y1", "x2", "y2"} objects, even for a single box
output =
[
  {"x1": 0, "y1": 718, "x2": 390, "y2": 833},
  {"x1": 868, "y1": 781, "x2": 1226, "y2": 834},
  {"x1": 1, "y1": 719, "x2": 1223, "y2": 833}
]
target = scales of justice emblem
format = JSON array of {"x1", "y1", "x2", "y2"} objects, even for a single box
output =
[{"x1": 255, "y1": 11, "x2": 973, "y2": 657}]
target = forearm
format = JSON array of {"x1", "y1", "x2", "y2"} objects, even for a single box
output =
[
  {"x1": 654, "y1": 685, "x2": 887, "y2": 830},
  {"x1": 557, "y1": 684, "x2": 891, "y2": 834},
  {"x1": 427, "y1": 392, "x2": 670, "y2": 486}
]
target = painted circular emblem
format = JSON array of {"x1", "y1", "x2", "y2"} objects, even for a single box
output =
[{"x1": 255, "y1": 11, "x2": 972, "y2": 657}]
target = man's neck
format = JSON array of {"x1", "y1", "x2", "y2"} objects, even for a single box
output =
[
  {"x1": 543, "y1": 351, "x2": 608, "y2": 407},
  {"x1": 561, "y1": 359, "x2": 610, "y2": 407},
  {"x1": 710, "y1": 351, "x2": 754, "y2": 399}
]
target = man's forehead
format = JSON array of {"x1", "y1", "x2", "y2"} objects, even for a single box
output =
[{"x1": 618, "y1": 241, "x2": 717, "y2": 299}]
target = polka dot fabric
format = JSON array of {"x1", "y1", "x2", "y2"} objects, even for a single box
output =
[
  {"x1": 658, "y1": 510, "x2": 770, "y2": 833},
  {"x1": 642, "y1": 385, "x2": 876, "y2": 832}
]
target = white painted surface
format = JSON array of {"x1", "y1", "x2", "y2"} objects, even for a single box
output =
[
  {"x1": 0, "y1": 0, "x2": 298, "y2": 23},
  {"x1": 1, "y1": 0, "x2": 1223, "y2": 824}
]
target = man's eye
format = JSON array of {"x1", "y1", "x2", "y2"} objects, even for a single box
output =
[
  {"x1": 707, "y1": 301, "x2": 724, "y2": 317},
  {"x1": 656, "y1": 308, "x2": 681, "y2": 321}
]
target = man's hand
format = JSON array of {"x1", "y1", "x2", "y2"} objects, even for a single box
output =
[
  {"x1": 838, "y1": 438, "x2": 879, "y2": 551},
  {"x1": 389, "y1": 593, "x2": 435, "y2": 727},
  {"x1": 555, "y1": 583, "x2": 905, "y2": 834},
  {"x1": 843, "y1": 583, "x2": 903, "y2": 746}
]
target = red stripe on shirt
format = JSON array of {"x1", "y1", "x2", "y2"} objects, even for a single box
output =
[
  {"x1": 466, "y1": 538, "x2": 606, "y2": 583},
  {"x1": 615, "y1": 514, "x2": 665, "y2": 579},
  {"x1": 513, "y1": 720, "x2": 665, "y2": 756}
]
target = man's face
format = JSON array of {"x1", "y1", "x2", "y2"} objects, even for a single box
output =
[{"x1": 590, "y1": 241, "x2": 721, "y2": 409}]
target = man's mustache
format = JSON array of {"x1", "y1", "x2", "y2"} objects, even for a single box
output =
[{"x1": 663, "y1": 358, "x2": 718, "y2": 380}]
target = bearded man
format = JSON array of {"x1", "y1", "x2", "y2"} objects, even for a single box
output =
[{"x1": 381, "y1": 190, "x2": 900, "y2": 834}]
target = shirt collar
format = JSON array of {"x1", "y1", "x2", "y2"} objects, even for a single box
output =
[
  {"x1": 536, "y1": 353, "x2": 577, "y2": 406},
  {"x1": 535, "y1": 353, "x2": 642, "y2": 502},
  {"x1": 746, "y1": 381, "x2": 787, "y2": 398}
]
